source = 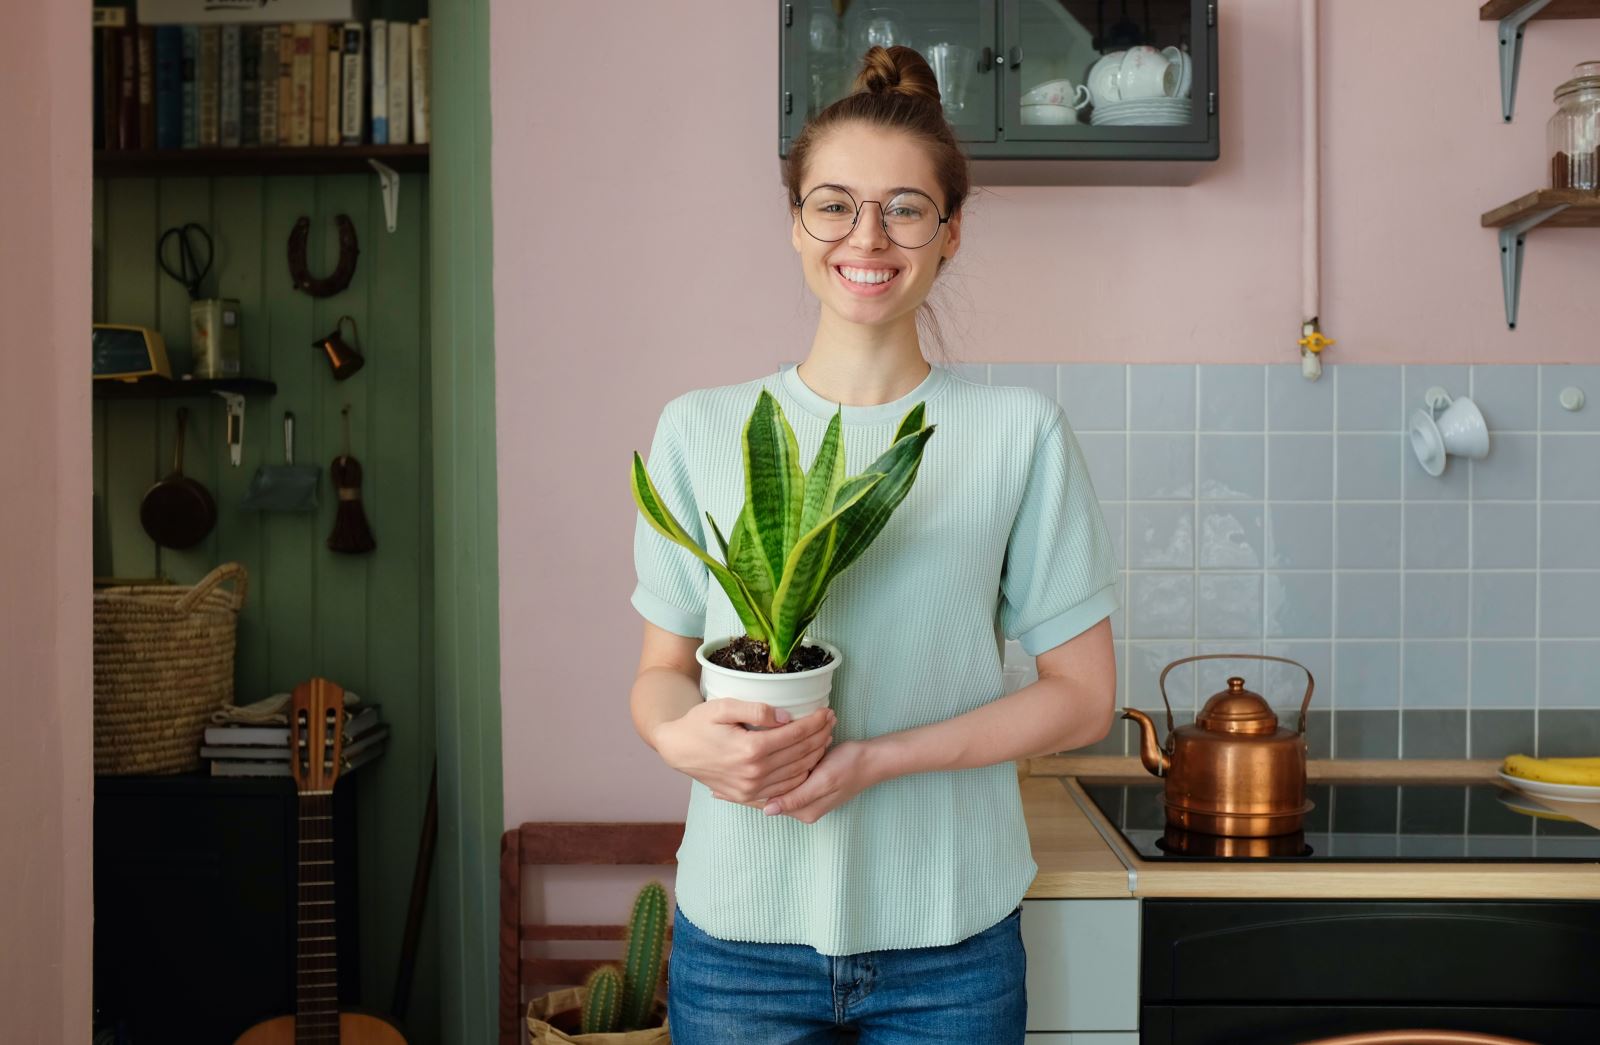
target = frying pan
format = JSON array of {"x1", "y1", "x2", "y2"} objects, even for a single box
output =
[{"x1": 140, "y1": 407, "x2": 217, "y2": 549}]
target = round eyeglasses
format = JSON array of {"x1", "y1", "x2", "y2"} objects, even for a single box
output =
[{"x1": 793, "y1": 185, "x2": 951, "y2": 250}]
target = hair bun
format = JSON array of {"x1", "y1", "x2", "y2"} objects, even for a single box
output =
[{"x1": 852, "y1": 45, "x2": 943, "y2": 108}]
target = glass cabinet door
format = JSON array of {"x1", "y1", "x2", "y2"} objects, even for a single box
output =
[
  {"x1": 789, "y1": 0, "x2": 999, "y2": 144},
  {"x1": 1001, "y1": 0, "x2": 1208, "y2": 143}
]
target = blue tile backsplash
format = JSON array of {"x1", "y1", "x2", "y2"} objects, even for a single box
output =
[{"x1": 974, "y1": 362, "x2": 1600, "y2": 759}]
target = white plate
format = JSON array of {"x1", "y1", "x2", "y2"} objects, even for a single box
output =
[
  {"x1": 1498, "y1": 770, "x2": 1600, "y2": 803},
  {"x1": 1496, "y1": 790, "x2": 1579, "y2": 822}
]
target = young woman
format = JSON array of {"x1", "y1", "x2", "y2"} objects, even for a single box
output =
[{"x1": 629, "y1": 45, "x2": 1119, "y2": 1045}]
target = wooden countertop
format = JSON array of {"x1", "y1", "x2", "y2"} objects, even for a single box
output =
[{"x1": 1020, "y1": 757, "x2": 1600, "y2": 901}]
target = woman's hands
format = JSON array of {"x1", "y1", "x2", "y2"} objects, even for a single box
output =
[
  {"x1": 651, "y1": 699, "x2": 837, "y2": 812},
  {"x1": 754, "y1": 739, "x2": 877, "y2": 823}
]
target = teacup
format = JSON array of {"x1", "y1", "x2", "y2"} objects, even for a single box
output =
[
  {"x1": 1161, "y1": 45, "x2": 1193, "y2": 98},
  {"x1": 1020, "y1": 102, "x2": 1083, "y2": 125},
  {"x1": 1021, "y1": 78, "x2": 1091, "y2": 109},
  {"x1": 1118, "y1": 45, "x2": 1177, "y2": 99},
  {"x1": 1087, "y1": 51, "x2": 1126, "y2": 105}
]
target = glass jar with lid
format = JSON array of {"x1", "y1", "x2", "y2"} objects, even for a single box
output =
[{"x1": 1549, "y1": 60, "x2": 1600, "y2": 190}]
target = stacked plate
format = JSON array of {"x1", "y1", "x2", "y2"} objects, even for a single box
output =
[{"x1": 1090, "y1": 97, "x2": 1192, "y2": 126}]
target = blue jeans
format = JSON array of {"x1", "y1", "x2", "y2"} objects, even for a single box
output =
[{"x1": 666, "y1": 902, "x2": 1027, "y2": 1044}]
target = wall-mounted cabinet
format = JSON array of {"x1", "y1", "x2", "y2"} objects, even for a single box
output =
[{"x1": 780, "y1": 0, "x2": 1219, "y2": 185}]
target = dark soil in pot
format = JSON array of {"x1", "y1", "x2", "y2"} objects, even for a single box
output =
[{"x1": 707, "y1": 635, "x2": 833, "y2": 673}]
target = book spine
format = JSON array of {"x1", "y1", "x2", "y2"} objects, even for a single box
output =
[
  {"x1": 258, "y1": 27, "x2": 278, "y2": 148},
  {"x1": 368, "y1": 18, "x2": 387, "y2": 145},
  {"x1": 290, "y1": 22, "x2": 312, "y2": 147},
  {"x1": 220, "y1": 24, "x2": 241, "y2": 148},
  {"x1": 410, "y1": 18, "x2": 429, "y2": 146},
  {"x1": 118, "y1": 26, "x2": 138, "y2": 150},
  {"x1": 386, "y1": 21, "x2": 408, "y2": 146},
  {"x1": 277, "y1": 23, "x2": 294, "y2": 145},
  {"x1": 180, "y1": 25, "x2": 197, "y2": 148},
  {"x1": 339, "y1": 23, "x2": 364, "y2": 146},
  {"x1": 325, "y1": 21, "x2": 342, "y2": 146},
  {"x1": 240, "y1": 25, "x2": 260, "y2": 147},
  {"x1": 197, "y1": 25, "x2": 219, "y2": 147},
  {"x1": 137, "y1": 23, "x2": 155, "y2": 150},
  {"x1": 309, "y1": 22, "x2": 328, "y2": 147},
  {"x1": 154, "y1": 26, "x2": 183, "y2": 149},
  {"x1": 99, "y1": 21, "x2": 120, "y2": 151}
]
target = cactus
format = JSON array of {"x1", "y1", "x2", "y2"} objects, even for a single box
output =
[
  {"x1": 619, "y1": 880, "x2": 669, "y2": 1030},
  {"x1": 580, "y1": 964, "x2": 623, "y2": 1034}
]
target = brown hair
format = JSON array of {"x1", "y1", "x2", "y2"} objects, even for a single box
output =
[{"x1": 783, "y1": 45, "x2": 972, "y2": 364}]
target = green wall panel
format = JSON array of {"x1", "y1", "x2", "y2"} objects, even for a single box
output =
[
  {"x1": 427, "y1": 0, "x2": 503, "y2": 1041},
  {"x1": 91, "y1": 171, "x2": 441, "y2": 1045}
]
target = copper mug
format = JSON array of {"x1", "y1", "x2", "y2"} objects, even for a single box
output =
[{"x1": 1122, "y1": 653, "x2": 1315, "y2": 838}]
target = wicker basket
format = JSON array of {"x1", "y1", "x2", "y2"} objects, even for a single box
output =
[
  {"x1": 526, "y1": 988, "x2": 670, "y2": 1044},
  {"x1": 93, "y1": 562, "x2": 248, "y2": 775}
]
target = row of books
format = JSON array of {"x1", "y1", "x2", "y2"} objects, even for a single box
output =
[
  {"x1": 203, "y1": 702, "x2": 389, "y2": 778},
  {"x1": 94, "y1": 7, "x2": 431, "y2": 153}
]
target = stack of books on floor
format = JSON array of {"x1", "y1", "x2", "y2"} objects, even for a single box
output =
[{"x1": 202, "y1": 703, "x2": 388, "y2": 777}]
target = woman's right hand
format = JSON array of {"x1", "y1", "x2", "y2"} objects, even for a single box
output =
[{"x1": 653, "y1": 699, "x2": 836, "y2": 808}]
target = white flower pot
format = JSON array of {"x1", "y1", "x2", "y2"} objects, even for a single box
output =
[{"x1": 695, "y1": 635, "x2": 842, "y2": 725}]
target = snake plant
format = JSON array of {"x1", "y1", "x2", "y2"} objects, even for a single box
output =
[{"x1": 632, "y1": 388, "x2": 935, "y2": 671}]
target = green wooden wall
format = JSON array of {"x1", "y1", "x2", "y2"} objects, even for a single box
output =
[
  {"x1": 91, "y1": 170, "x2": 442, "y2": 1044},
  {"x1": 427, "y1": 1, "x2": 504, "y2": 1042}
]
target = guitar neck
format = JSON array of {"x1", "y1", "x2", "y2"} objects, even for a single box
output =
[{"x1": 295, "y1": 791, "x2": 339, "y2": 1043}]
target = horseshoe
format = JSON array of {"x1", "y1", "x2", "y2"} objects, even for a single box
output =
[{"x1": 287, "y1": 214, "x2": 360, "y2": 298}]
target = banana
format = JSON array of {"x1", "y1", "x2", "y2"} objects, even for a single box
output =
[{"x1": 1502, "y1": 753, "x2": 1600, "y2": 786}]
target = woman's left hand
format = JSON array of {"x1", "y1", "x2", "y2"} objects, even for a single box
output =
[{"x1": 712, "y1": 739, "x2": 878, "y2": 823}]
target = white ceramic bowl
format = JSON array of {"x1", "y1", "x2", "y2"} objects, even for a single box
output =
[
  {"x1": 1021, "y1": 78, "x2": 1089, "y2": 108},
  {"x1": 1020, "y1": 102, "x2": 1080, "y2": 125}
]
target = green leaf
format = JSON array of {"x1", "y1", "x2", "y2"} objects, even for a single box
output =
[
  {"x1": 743, "y1": 391, "x2": 805, "y2": 590},
  {"x1": 893, "y1": 401, "x2": 926, "y2": 444},
  {"x1": 819, "y1": 424, "x2": 937, "y2": 593},
  {"x1": 801, "y1": 409, "x2": 846, "y2": 530},
  {"x1": 726, "y1": 504, "x2": 775, "y2": 622},
  {"x1": 632, "y1": 451, "x2": 769, "y2": 641},
  {"x1": 767, "y1": 473, "x2": 885, "y2": 666}
]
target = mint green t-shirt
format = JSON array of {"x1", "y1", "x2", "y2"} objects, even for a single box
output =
[{"x1": 631, "y1": 361, "x2": 1118, "y2": 955}]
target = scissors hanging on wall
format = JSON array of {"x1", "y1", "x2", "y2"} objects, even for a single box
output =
[{"x1": 157, "y1": 222, "x2": 214, "y2": 301}]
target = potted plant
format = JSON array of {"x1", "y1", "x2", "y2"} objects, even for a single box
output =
[
  {"x1": 526, "y1": 880, "x2": 673, "y2": 1043},
  {"x1": 631, "y1": 389, "x2": 935, "y2": 722}
]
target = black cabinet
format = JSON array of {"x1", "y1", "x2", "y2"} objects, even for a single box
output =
[
  {"x1": 93, "y1": 773, "x2": 361, "y2": 1044},
  {"x1": 780, "y1": 0, "x2": 1219, "y2": 182},
  {"x1": 1141, "y1": 899, "x2": 1600, "y2": 1044}
]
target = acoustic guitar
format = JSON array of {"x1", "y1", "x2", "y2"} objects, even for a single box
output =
[{"x1": 234, "y1": 678, "x2": 408, "y2": 1045}]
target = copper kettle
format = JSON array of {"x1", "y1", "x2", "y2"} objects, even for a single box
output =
[{"x1": 1122, "y1": 653, "x2": 1315, "y2": 838}]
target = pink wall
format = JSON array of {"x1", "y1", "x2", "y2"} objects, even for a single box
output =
[
  {"x1": 493, "y1": 1, "x2": 1600, "y2": 830},
  {"x1": 0, "y1": 2, "x2": 93, "y2": 1041}
]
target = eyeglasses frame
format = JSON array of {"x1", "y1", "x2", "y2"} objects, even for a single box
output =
[{"x1": 791, "y1": 184, "x2": 952, "y2": 250}]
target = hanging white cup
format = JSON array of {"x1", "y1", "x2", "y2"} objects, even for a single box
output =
[{"x1": 1409, "y1": 390, "x2": 1489, "y2": 477}]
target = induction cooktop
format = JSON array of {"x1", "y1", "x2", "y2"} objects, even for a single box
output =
[{"x1": 1077, "y1": 780, "x2": 1600, "y2": 862}]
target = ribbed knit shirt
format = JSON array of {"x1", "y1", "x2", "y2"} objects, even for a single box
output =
[{"x1": 631, "y1": 361, "x2": 1119, "y2": 955}]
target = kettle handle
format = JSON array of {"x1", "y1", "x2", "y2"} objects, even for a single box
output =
[{"x1": 1157, "y1": 653, "x2": 1316, "y2": 736}]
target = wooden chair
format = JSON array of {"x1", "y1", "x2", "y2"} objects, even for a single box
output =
[{"x1": 499, "y1": 822, "x2": 684, "y2": 1045}]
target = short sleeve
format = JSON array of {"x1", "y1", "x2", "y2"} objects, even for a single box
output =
[
  {"x1": 631, "y1": 405, "x2": 709, "y2": 638},
  {"x1": 998, "y1": 409, "x2": 1120, "y2": 656}
]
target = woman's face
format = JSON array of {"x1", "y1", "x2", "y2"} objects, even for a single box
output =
[{"x1": 790, "y1": 122, "x2": 961, "y2": 329}]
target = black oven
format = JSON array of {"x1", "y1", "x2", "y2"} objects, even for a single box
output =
[{"x1": 1139, "y1": 900, "x2": 1600, "y2": 1044}]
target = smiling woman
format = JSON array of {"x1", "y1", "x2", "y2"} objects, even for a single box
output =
[{"x1": 629, "y1": 42, "x2": 1120, "y2": 1045}]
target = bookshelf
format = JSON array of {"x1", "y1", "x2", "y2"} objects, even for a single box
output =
[
  {"x1": 92, "y1": 376, "x2": 277, "y2": 400},
  {"x1": 93, "y1": 142, "x2": 427, "y2": 177}
]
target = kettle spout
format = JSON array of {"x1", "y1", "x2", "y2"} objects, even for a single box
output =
[{"x1": 1121, "y1": 708, "x2": 1170, "y2": 777}]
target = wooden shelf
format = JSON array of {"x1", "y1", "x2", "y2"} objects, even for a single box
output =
[
  {"x1": 93, "y1": 376, "x2": 276, "y2": 400},
  {"x1": 93, "y1": 144, "x2": 428, "y2": 178},
  {"x1": 1481, "y1": 188, "x2": 1600, "y2": 227},
  {"x1": 1480, "y1": 0, "x2": 1600, "y2": 20}
]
